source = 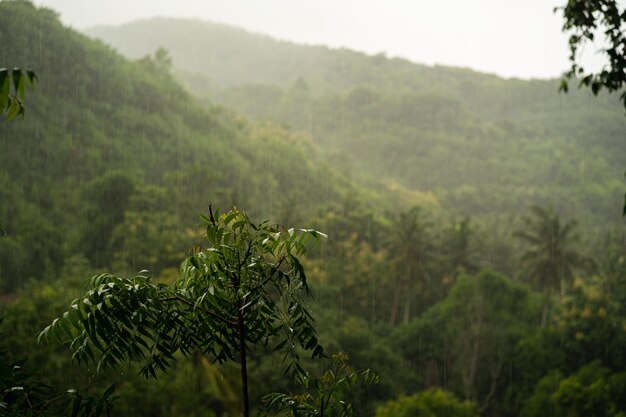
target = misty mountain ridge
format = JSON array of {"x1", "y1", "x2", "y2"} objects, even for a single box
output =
[
  {"x1": 87, "y1": 17, "x2": 626, "y2": 228},
  {"x1": 87, "y1": 17, "x2": 505, "y2": 89}
]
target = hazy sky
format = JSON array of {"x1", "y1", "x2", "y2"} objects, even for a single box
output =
[{"x1": 33, "y1": 0, "x2": 620, "y2": 79}]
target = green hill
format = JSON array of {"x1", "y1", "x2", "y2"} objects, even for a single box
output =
[
  {"x1": 87, "y1": 18, "x2": 626, "y2": 228},
  {"x1": 0, "y1": 2, "x2": 351, "y2": 292}
]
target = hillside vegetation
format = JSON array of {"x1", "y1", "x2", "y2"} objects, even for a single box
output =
[
  {"x1": 89, "y1": 18, "x2": 626, "y2": 227},
  {"x1": 0, "y1": 3, "x2": 358, "y2": 292},
  {"x1": 1, "y1": 3, "x2": 625, "y2": 417}
]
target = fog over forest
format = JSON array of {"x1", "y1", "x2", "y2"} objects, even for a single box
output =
[
  {"x1": 1, "y1": 1, "x2": 625, "y2": 417},
  {"x1": 33, "y1": 0, "x2": 615, "y2": 79}
]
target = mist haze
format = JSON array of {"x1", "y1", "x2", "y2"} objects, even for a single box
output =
[{"x1": 33, "y1": 0, "x2": 614, "y2": 79}]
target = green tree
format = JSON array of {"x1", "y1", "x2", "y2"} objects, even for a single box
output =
[
  {"x1": 393, "y1": 270, "x2": 539, "y2": 413},
  {"x1": 522, "y1": 362, "x2": 626, "y2": 417},
  {"x1": 443, "y1": 217, "x2": 479, "y2": 276},
  {"x1": 40, "y1": 207, "x2": 326, "y2": 417},
  {"x1": 374, "y1": 388, "x2": 478, "y2": 417},
  {"x1": 78, "y1": 171, "x2": 137, "y2": 267},
  {"x1": 387, "y1": 207, "x2": 434, "y2": 326},
  {"x1": 555, "y1": 276, "x2": 626, "y2": 369},
  {"x1": 514, "y1": 206, "x2": 591, "y2": 325},
  {"x1": 138, "y1": 47, "x2": 174, "y2": 76}
]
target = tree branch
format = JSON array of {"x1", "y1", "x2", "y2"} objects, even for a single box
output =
[
  {"x1": 160, "y1": 296, "x2": 237, "y2": 328},
  {"x1": 250, "y1": 255, "x2": 287, "y2": 293},
  {"x1": 208, "y1": 204, "x2": 216, "y2": 225}
]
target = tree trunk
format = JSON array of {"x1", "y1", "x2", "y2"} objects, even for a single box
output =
[
  {"x1": 461, "y1": 301, "x2": 483, "y2": 401},
  {"x1": 541, "y1": 291, "x2": 552, "y2": 327},
  {"x1": 237, "y1": 307, "x2": 250, "y2": 417},
  {"x1": 389, "y1": 278, "x2": 401, "y2": 326},
  {"x1": 403, "y1": 291, "x2": 411, "y2": 324}
]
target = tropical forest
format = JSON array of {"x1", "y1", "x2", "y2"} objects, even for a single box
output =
[{"x1": 1, "y1": 1, "x2": 625, "y2": 416}]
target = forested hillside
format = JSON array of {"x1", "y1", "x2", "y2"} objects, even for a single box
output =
[
  {"x1": 89, "y1": 18, "x2": 626, "y2": 227},
  {"x1": 1, "y1": 3, "x2": 626, "y2": 417},
  {"x1": 0, "y1": 3, "x2": 360, "y2": 292}
]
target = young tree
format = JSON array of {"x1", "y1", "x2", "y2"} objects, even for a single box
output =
[{"x1": 40, "y1": 207, "x2": 327, "y2": 417}]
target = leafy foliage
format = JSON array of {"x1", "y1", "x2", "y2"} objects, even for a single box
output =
[
  {"x1": 374, "y1": 388, "x2": 478, "y2": 417},
  {"x1": 392, "y1": 270, "x2": 540, "y2": 413},
  {"x1": 522, "y1": 362, "x2": 626, "y2": 417},
  {"x1": 262, "y1": 353, "x2": 378, "y2": 417},
  {"x1": 555, "y1": 276, "x2": 626, "y2": 369},
  {"x1": 40, "y1": 208, "x2": 326, "y2": 416},
  {"x1": 558, "y1": 0, "x2": 626, "y2": 109},
  {"x1": 514, "y1": 206, "x2": 591, "y2": 294},
  {"x1": 0, "y1": 67, "x2": 36, "y2": 123},
  {"x1": 0, "y1": 318, "x2": 117, "y2": 417},
  {"x1": 557, "y1": 0, "x2": 626, "y2": 216},
  {"x1": 386, "y1": 207, "x2": 435, "y2": 325}
]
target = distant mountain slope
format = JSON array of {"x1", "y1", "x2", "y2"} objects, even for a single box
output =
[
  {"x1": 87, "y1": 18, "x2": 626, "y2": 227},
  {"x1": 0, "y1": 2, "x2": 349, "y2": 291},
  {"x1": 87, "y1": 18, "x2": 624, "y2": 122}
]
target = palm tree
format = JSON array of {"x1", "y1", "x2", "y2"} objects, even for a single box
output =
[
  {"x1": 514, "y1": 205, "x2": 591, "y2": 325},
  {"x1": 387, "y1": 207, "x2": 434, "y2": 325},
  {"x1": 444, "y1": 216, "x2": 479, "y2": 275}
]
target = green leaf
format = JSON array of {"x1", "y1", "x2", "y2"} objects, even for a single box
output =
[
  {"x1": 591, "y1": 80, "x2": 601, "y2": 95},
  {"x1": 11, "y1": 68, "x2": 25, "y2": 101},
  {"x1": 274, "y1": 338, "x2": 288, "y2": 351},
  {"x1": 94, "y1": 401, "x2": 104, "y2": 417},
  {"x1": 26, "y1": 69, "x2": 37, "y2": 86},
  {"x1": 623, "y1": 171, "x2": 626, "y2": 217},
  {"x1": 0, "y1": 68, "x2": 9, "y2": 110},
  {"x1": 223, "y1": 211, "x2": 238, "y2": 225},
  {"x1": 304, "y1": 336, "x2": 318, "y2": 350},
  {"x1": 312, "y1": 345, "x2": 325, "y2": 359},
  {"x1": 103, "y1": 383, "x2": 116, "y2": 400},
  {"x1": 71, "y1": 396, "x2": 81, "y2": 417},
  {"x1": 4, "y1": 96, "x2": 22, "y2": 123}
]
